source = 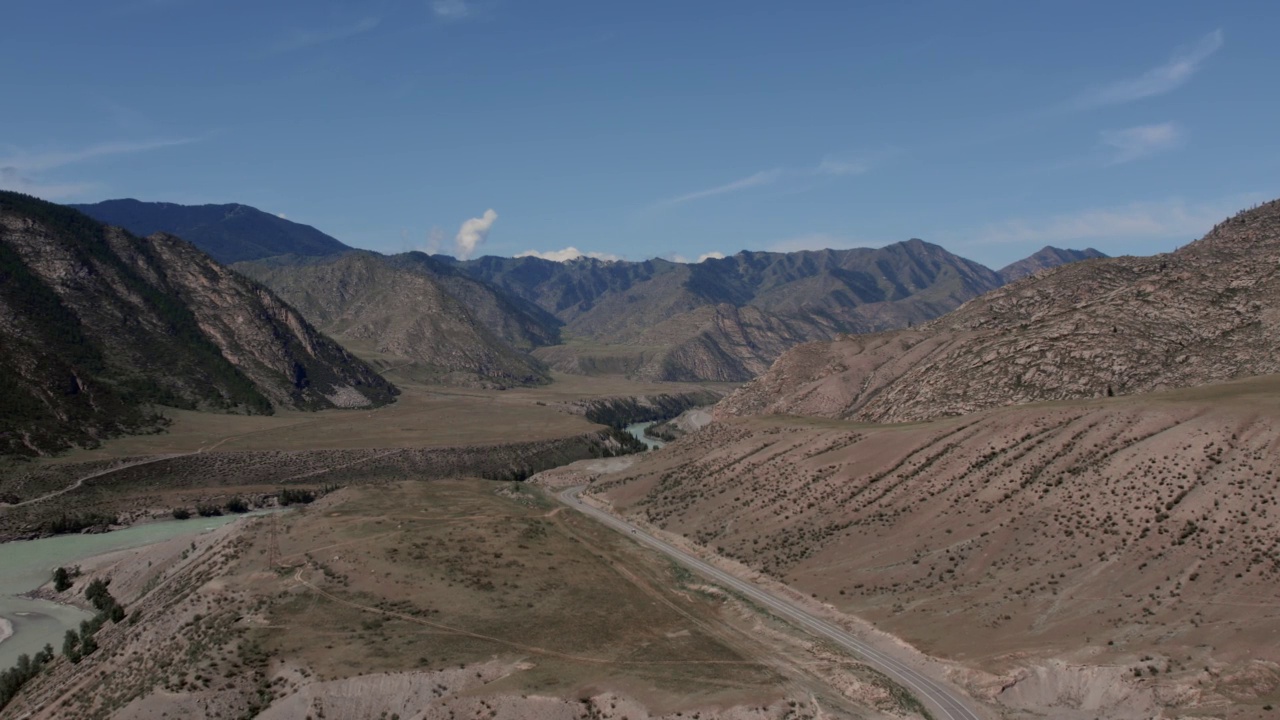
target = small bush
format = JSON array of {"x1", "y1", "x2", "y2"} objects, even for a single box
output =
[{"x1": 171, "y1": 507, "x2": 191, "y2": 520}]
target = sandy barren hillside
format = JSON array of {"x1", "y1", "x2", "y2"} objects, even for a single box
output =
[
  {"x1": 719, "y1": 199, "x2": 1280, "y2": 422},
  {"x1": 597, "y1": 376, "x2": 1280, "y2": 717}
]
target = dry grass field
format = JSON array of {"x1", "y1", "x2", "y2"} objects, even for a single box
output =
[
  {"x1": 19, "y1": 373, "x2": 729, "y2": 464},
  {"x1": 4, "y1": 480, "x2": 937, "y2": 720}
]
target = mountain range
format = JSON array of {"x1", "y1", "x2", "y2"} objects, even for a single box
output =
[
  {"x1": 72, "y1": 198, "x2": 1107, "y2": 384},
  {"x1": 0, "y1": 192, "x2": 396, "y2": 457},
  {"x1": 719, "y1": 198, "x2": 1280, "y2": 421}
]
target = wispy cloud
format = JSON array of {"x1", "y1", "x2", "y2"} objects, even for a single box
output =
[
  {"x1": 0, "y1": 168, "x2": 96, "y2": 200},
  {"x1": 431, "y1": 0, "x2": 471, "y2": 20},
  {"x1": 272, "y1": 16, "x2": 380, "y2": 53},
  {"x1": 656, "y1": 157, "x2": 869, "y2": 208},
  {"x1": 767, "y1": 233, "x2": 868, "y2": 253},
  {"x1": 0, "y1": 137, "x2": 199, "y2": 200},
  {"x1": 1073, "y1": 29, "x2": 1223, "y2": 108},
  {"x1": 1, "y1": 138, "x2": 197, "y2": 173},
  {"x1": 970, "y1": 194, "x2": 1262, "y2": 249},
  {"x1": 517, "y1": 247, "x2": 623, "y2": 262},
  {"x1": 1099, "y1": 122, "x2": 1183, "y2": 165}
]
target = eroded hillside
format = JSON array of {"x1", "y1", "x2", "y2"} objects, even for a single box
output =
[{"x1": 597, "y1": 377, "x2": 1280, "y2": 716}]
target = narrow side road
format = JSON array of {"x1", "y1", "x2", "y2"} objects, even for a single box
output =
[{"x1": 557, "y1": 485, "x2": 986, "y2": 720}]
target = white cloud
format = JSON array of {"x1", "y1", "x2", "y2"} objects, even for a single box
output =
[
  {"x1": 432, "y1": 0, "x2": 471, "y2": 19},
  {"x1": 272, "y1": 16, "x2": 380, "y2": 53},
  {"x1": 660, "y1": 251, "x2": 728, "y2": 263},
  {"x1": 656, "y1": 156, "x2": 869, "y2": 208},
  {"x1": 276, "y1": 212, "x2": 288, "y2": 219},
  {"x1": 516, "y1": 246, "x2": 622, "y2": 262},
  {"x1": 1099, "y1": 122, "x2": 1183, "y2": 165},
  {"x1": 454, "y1": 209, "x2": 497, "y2": 259},
  {"x1": 1074, "y1": 29, "x2": 1223, "y2": 108},
  {"x1": 971, "y1": 194, "x2": 1262, "y2": 248}
]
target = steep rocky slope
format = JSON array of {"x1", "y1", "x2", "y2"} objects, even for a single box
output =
[
  {"x1": 69, "y1": 198, "x2": 352, "y2": 264},
  {"x1": 720, "y1": 199, "x2": 1280, "y2": 422},
  {"x1": 236, "y1": 252, "x2": 555, "y2": 387},
  {"x1": 997, "y1": 246, "x2": 1106, "y2": 283},
  {"x1": 596, "y1": 376, "x2": 1280, "y2": 715},
  {"x1": 0, "y1": 192, "x2": 396, "y2": 457}
]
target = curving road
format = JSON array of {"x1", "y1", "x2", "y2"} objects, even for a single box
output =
[{"x1": 557, "y1": 486, "x2": 985, "y2": 720}]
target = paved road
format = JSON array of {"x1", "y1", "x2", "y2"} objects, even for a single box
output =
[{"x1": 557, "y1": 486, "x2": 985, "y2": 720}]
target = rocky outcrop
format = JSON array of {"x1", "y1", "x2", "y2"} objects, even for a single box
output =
[
  {"x1": 719, "y1": 198, "x2": 1280, "y2": 422},
  {"x1": 0, "y1": 192, "x2": 396, "y2": 457}
]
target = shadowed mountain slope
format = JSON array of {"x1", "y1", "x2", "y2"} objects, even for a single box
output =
[
  {"x1": 69, "y1": 199, "x2": 353, "y2": 265},
  {"x1": 0, "y1": 192, "x2": 396, "y2": 457}
]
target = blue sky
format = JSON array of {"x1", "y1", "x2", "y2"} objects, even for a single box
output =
[{"x1": 2, "y1": 1, "x2": 1277, "y2": 268}]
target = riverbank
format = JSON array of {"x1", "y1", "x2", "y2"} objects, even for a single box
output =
[{"x1": 0, "y1": 511, "x2": 265, "y2": 669}]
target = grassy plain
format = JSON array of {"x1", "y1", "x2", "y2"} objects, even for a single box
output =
[{"x1": 30, "y1": 373, "x2": 730, "y2": 464}]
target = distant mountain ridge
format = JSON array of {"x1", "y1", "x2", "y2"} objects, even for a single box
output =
[
  {"x1": 997, "y1": 245, "x2": 1107, "y2": 283},
  {"x1": 0, "y1": 192, "x2": 396, "y2": 457},
  {"x1": 441, "y1": 240, "x2": 1099, "y2": 381},
  {"x1": 69, "y1": 198, "x2": 1108, "y2": 384},
  {"x1": 719, "y1": 198, "x2": 1280, "y2": 421},
  {"x1": 69, "y1": 199, "x2": 353, "y2": 264}
]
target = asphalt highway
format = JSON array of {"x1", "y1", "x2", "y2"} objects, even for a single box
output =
[{"x1": 557, "y1": 485, "x2": 985, "y2": 720}]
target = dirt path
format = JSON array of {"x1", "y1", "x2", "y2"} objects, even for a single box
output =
[{"x1": 2, "y1": 453, "x2": 189, "y2": 509}]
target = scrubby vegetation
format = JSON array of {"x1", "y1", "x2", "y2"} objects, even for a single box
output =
[
  {"x1": 0, "y1": 644, "x2": 55, "y2": 711},
  {"x1": 580, "y1": 392, "x2": 719, "y2": 429},
  {"x1": 61, "y1": 577, "x2": 126, "y2": 665}
]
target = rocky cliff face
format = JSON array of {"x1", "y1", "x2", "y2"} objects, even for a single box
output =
[
  {"x1": 0, "y1": 192, "x2": 396, "y2": 457},
  {"x1": 719, "y1": 199, "x2": 1280, "y2": 422},
  {"x1": 236, "y1": 252, "x2": 554, "y2": 387}
]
